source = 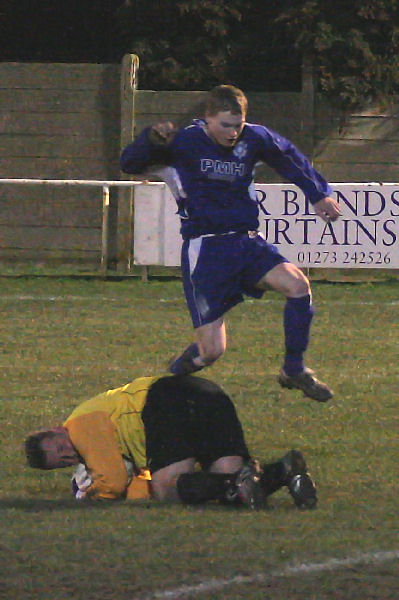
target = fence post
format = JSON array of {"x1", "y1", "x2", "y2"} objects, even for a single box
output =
[
  {"x1": 117, "y1": 54, "x2": 140, "y2": 272},
  {"x1": 301, "y1": 54, "x2": 315, "y2": 159},
  {"x1": 100, "y1": 185, "x2": 110, "y2": 277}
]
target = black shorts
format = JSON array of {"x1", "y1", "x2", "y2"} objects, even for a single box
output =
[{"x1": 142, "y1": 375, "x2": 250, "y2": 473}]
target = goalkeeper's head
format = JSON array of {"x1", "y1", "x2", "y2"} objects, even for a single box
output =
[{"x1": 25, "y1": 427, "x2": 79, "y2": 470}]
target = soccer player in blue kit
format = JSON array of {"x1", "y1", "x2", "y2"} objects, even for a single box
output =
[{"x1": 121, "y1": 85, "x2": 341, "y2": 402}]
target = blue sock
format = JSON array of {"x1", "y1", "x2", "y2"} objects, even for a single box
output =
[
  {"x1": 169, "y1": 343, "x2": 203, "y2": 375},
  {"x1": 283, "y1": 295, "x2": 314, "y2": 376}
]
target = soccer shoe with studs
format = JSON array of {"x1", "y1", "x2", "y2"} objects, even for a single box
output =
[
  {"x1": 168, "y1": 343, "x2": 204, "y2": 375},
  {"x1": 281, "y1": 450, "x2": 317, "y2": 510},
  {"x1": 278, "y1": 367, "x2": 333, "y2": 402},
  {"x1": 228, "y1": 461, "x2": 265, "y2": 510}
]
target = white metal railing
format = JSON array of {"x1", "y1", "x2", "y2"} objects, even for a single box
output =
[
  {"x1": 4, "y1": 179, "x2": 399, "y2": 273},
  {"x1": 0, "y1": 178, "x2": 165, "y2": 275}
]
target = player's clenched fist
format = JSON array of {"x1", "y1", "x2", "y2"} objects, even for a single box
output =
[
  {"x1": 149, "y1": 122, "x2": 176, "y2": 145},
  {"x1": 313, "y1": 196, "x2": 341, "y2": 223}
]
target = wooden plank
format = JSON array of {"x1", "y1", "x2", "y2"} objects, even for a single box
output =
[
  {"x1": 299, "y1": 57, "x2": 315, "y2": 157},
  {"x1": 1, "y1": 89, "x2": 120, "y2": 114},
  {"x1": 315, "y1": 94, "x2": 399, "y2": 119},
  {"x1": 0, "y1": 198, "x2": 102, "y2": 227},
  {"x1": 0, "y1": 184, "x2": 99, "y2": 203},
  {"x1": 132, "y1": 114, "x2": 302, "y2": 140},
  {"x1": 0, "y1": 157, "x2": 120, "y2": 179},
  {"x1": 120, "y1": 53, "x2": 136, "y2": 149},
  {"x1": 134, "y1": 91, "x2": 301, "y2": 115},
  {"x1": 0, "y1": 248, "x2": 99, "y2": 261},
  {"x1": 314, "y1": 95, "x2": 399, "y2": 147},
  {"x1": 313, "y1": 161, "x2": 399, "y2": 183},
  {"x1": 0, "y1": 135, "x2": 117, "y2": 159},
  {"x1": 0, "y1": 225, "x2": 101, "y2": 250},
  {"x1": 0, "y1": 60, "x2": 122, "y2": 269},
  {"x1": 247, "y1": 92, "x2": 302, "y2": 112},
  {"x1": 252, "y1": 163, "x2": 296, "y2": 183},
  {"x1": 314, "y1": 139, "x2": 399, "y2": 164},
  {"x1": 118, "y1": 54, "x2": 136, "y2": 272},
  {"x1": 134, "y1": 91, "x2": 207, "y2": 115},
  {"x1": 0, "y1": 111, "x2": 120, "y2": 137},
  {"x1": 0, "y1": 63, "x2": 120, "y2": 91},
  {"x1": 315, "y1": 116, "x2": 399, "y2": 142},
  {"x1": 133, "y1": 109, "x2": 301, "y2": 133}
]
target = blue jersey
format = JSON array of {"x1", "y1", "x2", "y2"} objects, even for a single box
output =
[{"x1": 121, "y1": 119, "x2": 332, "y2": 240}]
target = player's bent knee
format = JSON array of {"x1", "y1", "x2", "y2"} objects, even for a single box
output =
[
  {"x1": 151, "y1": 478, "x2": 182, "y2": 503},
  {"x1": 150, "y1": 482, "x2": 170, "y2": 502},
  {"x1": 283, "y1": 266, "x2": 310, "y2": 297},
  {"x1": 290, "y1": 276, "x2": 310, "y2": 297},
  {"x1": 261, "y1": 262, "x2": 310, "y2": 297},
  {"x1": 150, "y1": 459, "x2": 196, "y2": 502}
]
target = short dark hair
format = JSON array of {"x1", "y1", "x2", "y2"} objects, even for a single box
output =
[
  {"x1": 205, "y1": 85, "x2": 248, "y2": 117},
  {"x1": 25, "y1": 431, "x2": 56, "y2": 469}
]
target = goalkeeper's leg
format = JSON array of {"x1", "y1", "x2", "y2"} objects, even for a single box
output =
[
  {"x1": 151, "y1": 458, "x2": 265, "y2": 510},
  {"x1": 260, "y1": 450, "x2": 317, "y2": 509}
]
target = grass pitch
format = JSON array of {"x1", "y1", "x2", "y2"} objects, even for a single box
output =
[{"x1": 0, "y1": 276, "x2": 398, "y2": 599}]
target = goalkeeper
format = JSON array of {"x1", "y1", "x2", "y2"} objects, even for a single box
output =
[{"x1": 25, "y1": 374, "x2": 317, "y2": 510}]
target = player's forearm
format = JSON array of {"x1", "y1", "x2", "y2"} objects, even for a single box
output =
[
  {"x1": 266, "y1": 136, "x2": 332, "y2": 204},
  {"x1": 120, "y1": 128, "x2": 171, "y2": 174},
  {"x1": 285, "y1": 163, "x2": 333, "y2": 205}
]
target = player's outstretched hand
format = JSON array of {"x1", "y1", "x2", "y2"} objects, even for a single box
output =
[
  {"x1": 313, "y1": 196, "x2": 341, "y2": 222},
  {"x1": 149, "y1": 122, "x2": 177, "y2": 146}
]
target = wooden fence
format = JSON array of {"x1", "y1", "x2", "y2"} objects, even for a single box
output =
[{"x1": 0, "y1": 56, "x2": 398, "y2": 271}]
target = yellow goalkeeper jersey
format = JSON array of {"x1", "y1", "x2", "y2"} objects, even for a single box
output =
[{"x1": 64, "y1": 376, "x2": 161, "y2": 500}]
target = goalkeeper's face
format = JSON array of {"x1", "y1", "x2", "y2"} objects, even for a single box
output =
[
  {"x1": 40, "y1": 427, "x2": 79, "y2": 469},
  {"x1": 205, "y1": 110, "x2": 245, "y2": 148}
]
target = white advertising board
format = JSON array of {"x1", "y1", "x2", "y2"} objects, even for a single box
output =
[{"x1": 133, "y1": 183, "x2": 399, "y2": 268}]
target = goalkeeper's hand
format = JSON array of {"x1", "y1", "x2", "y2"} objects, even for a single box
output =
[
  {"x1": 75, "y1": 489, "x2": 87, "y2": 501},
  {"x1": 71, "y1": 463, "x2": 92, "y2": 500},
  {"x1": 149, "y1": 122, "x2": 176, "y2": 146}
]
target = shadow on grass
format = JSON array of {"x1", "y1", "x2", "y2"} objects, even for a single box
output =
[
  {"x1": 0, "y1": 497, "x2": 288, "y2": 513},
  {"x1": 0, "y1": 497, "x2": 153, "y2": 512}
]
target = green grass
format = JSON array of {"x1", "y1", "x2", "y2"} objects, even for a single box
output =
[{"x1": 1, "y1": 277, "x2": 398, "y2": 599}]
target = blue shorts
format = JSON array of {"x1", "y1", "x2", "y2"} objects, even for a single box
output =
[{"x1": 181, "y1": 232, "x2": 288, "y2": 328}]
